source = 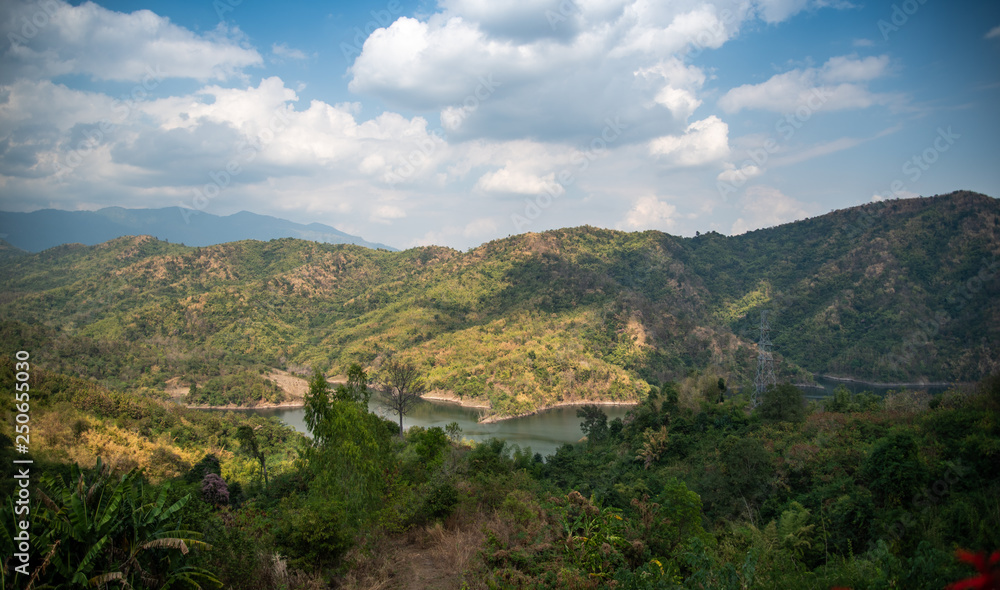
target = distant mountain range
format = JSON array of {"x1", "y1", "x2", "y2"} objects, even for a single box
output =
[{"x1": 0, "y1": 207, "x2": 396, "y2": 252}]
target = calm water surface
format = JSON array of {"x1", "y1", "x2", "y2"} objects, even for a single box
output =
[
  {"x1": 236, "y1": 376, "x2": 952, "y2": 459},
  {"x1": 245, "y1": 401, "x2": 634, "y2": 459}
]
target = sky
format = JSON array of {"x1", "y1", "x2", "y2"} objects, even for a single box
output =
[{"x1": 0, "y1": 0, "x2": 998, "y2": 250}]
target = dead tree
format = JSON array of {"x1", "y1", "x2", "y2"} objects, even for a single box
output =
[{"x1": 379, "y1": 359, "x2": 426, "y2": 435}]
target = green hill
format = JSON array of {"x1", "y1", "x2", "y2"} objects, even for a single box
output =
[{"x1": 1, "y1": 191, "x2": 997, "y2": 416}]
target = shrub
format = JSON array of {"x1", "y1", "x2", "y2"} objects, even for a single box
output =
[
  {"x1": 202, "y1": 473, "x2": 230, "y2": 507},
  {"x1": 861, "y1": 431, "x2": 926, "y2": 507}
]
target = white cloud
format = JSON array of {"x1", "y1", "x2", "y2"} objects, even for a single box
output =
[
  {"x1": 462, "y1": 217, "x2": 499, "y2": 238},
  {"x1": 718, "y1": 54, "x2": 893, "y2": 113},
  {"x1": 753, "y1": 0, "x2": 855, "y2": 24},
  {"x1": 0, "y1": 0, "x2": 884, "y2": 251},
  {"x1": 821, "y1": 54, "x2": 889, "y2": 83},
  {"x1": 987, "y1": 25, "x2": 1000, "y2": 39},
  {"x1": 636, "y1": 57, "x2": 706, "y2": 120},
  {"x1": 717, "y1": 163, "x2": 763, "y2": 186},
  {"x1": 0, "y1": 0, "x2": 261, "y2": 82},
  {"x1": 272, "y1": 43, "x2": 308, "y2": 60},
  {"x1": 618, "y1": 195, "x2": 678, "y2": 230},
  {"x1": 370, "y1": 204, "x2": 406, "y2": 223},
  {"x1": 730, "y1": 185, "x2": 815, "y2": 234},
  {"x1": 649, "y1": 116, "x2": 730, "y2": 167},
  {"x1": 346, "y1": 0, "x2": 843, "y2": 142},
  {"x1": 475, "y1": 167, "x2": 562, "y2": 196}
]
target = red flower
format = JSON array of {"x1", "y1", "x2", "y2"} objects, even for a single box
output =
[{"x1": 947, "y1": 549, "x2": 1000, "y2": 590}]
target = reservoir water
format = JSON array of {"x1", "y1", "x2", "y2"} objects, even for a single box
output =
[
  {"x1": 236, "y1": 376, "x2": 953, "y2": 459},
  {"x1": 246, "y1": 401, "x2": 635, "y2": 459}
]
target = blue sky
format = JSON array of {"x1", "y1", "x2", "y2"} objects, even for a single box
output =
[{"x1": 1, "y1": 0, "x2": 997, "y2": 249}]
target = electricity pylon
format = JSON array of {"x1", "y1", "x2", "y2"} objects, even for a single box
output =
[{"x1": 752, "y1": 310, "x2": 776, "y2": 408}]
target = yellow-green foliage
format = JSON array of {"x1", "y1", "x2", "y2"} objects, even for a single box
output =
[
  {"x1": 0, "y1": 358, "x2": 302, "y2": 486},
  {"x1": 677, "y1": 369, "x2": 728, "y2": 410},
  {"x1": 714, "y1": 281, "x2": 771, "y2": 323}
]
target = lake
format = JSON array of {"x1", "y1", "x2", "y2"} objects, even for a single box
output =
[
  {"x1": 236, "y1": 376, "x2": 953, "y2": 459},
  {"x1": 244, "y1": 400, "x2": 636, "y2": 459}
]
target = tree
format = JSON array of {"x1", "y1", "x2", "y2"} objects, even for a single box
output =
[
  {"x1": 305, "y1": 368, "x2": 332, "y2": 445},
  {"x1": 861, "y1": 431, "x2": 926, "y2": 507},
  {"x1": 236, "y1": 425, "x2": 268, "y2": 485},
  {"x1": 282, "y1": 382, "x2": 396, "y2": 569},
  {"x1": 758, "y1": 383, "x2": 806, "y2": 423},
  {"x1": 577, "y1": 404, "x2": 609, "y2": 444},
  {"x1": 379, "y1": 359, "x2": 426, "y2": 435},
  {"x1": 445, "y1": 421, "x2": 463, "y2": 442},
  {"x1": 201, "y1": 473, "x2": 230, "y2": 507},
  {"x1": 334, "y1": 363, "x2": 371, "y2": 405},
  {"x1": 636, "y1": 426, "x2": 669, "y2": 469},
  {"x1": 717, "y1": 377, "x2": 727, "y2": 403}
]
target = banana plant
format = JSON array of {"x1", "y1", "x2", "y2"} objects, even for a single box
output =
[{"x1": 24, "y1": 459, "x2": 220, "y2": 589}]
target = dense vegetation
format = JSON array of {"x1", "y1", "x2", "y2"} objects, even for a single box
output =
[
  {"x1": 1, "y1": 192, "x2": 997, "y2": 415},
  {"x1": 3, "y1": 351, "x2": 998, "y2": 588},
  {"x1": 187, "y1": 370, "x2": 287, "y2": 407}
]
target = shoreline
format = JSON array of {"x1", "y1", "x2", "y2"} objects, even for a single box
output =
[
  {"x1": 818, "y1": 374, "x2": 954, "y2": 388},
  {"x1": 421, "y1": 390, "x2": 491, "y2": 409},
  {"x1": 185, "y1": 399, "x2": 305, "y2": 410},
  {"x1": 478, "y1": 399, "x2": 640, "y2": 424}
]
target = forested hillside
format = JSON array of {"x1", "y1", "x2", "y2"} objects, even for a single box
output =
[{"x1": 1, "y1": 191, "x2": 997, "y2": 415}]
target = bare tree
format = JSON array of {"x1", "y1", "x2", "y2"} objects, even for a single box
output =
[{"x1": 379, "y1": 359, "x2": 426, "y2": 435}]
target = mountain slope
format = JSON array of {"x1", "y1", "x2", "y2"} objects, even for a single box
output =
[
  {"x1": 0, "y1": 207, "x2": 396, "y2": 251},
  {"x1": 0, "y1": 191, "x2": 997, "y2": 415}
]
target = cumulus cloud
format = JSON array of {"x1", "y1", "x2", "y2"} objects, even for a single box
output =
[
  {"x1": 730, "y1": 185, "x2": 816, "y2": 234},
  {"x1": 0, "y1": 0, "x2": 262, "y2": 82},
  {"x1": 475, "y1": 167, "x2": 562, "y2": 195},
  {"x1": 618, "y1": 195, "x2": 678, "y2": 230},
  {"x1": 649, "y1": 116, "x2": 730, "y2": 167},
  {"x1": 0, "y1": 0, "x2": 872, "y2": 250},
  {"x1": 346, "y1": 0, "x2": 841, "y2": 142},
  {"x1": 636, "y1": 57, "x2": 706, "y2": 120},
  {"x1": 718, "y1": 54, "x2": 893, "y2": 113}
]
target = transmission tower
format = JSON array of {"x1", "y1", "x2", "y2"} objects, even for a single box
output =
[{"x1": 752, "y1": 310, "x2": 776, "y2": 408}]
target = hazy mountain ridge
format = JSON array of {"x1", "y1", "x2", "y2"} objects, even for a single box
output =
[
  {"x1": 0, "y1": 206, "x2": 396, "y2": 252},
  {"x1": 0, "y1": 191, "x2": 997, "y2": 415}
]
